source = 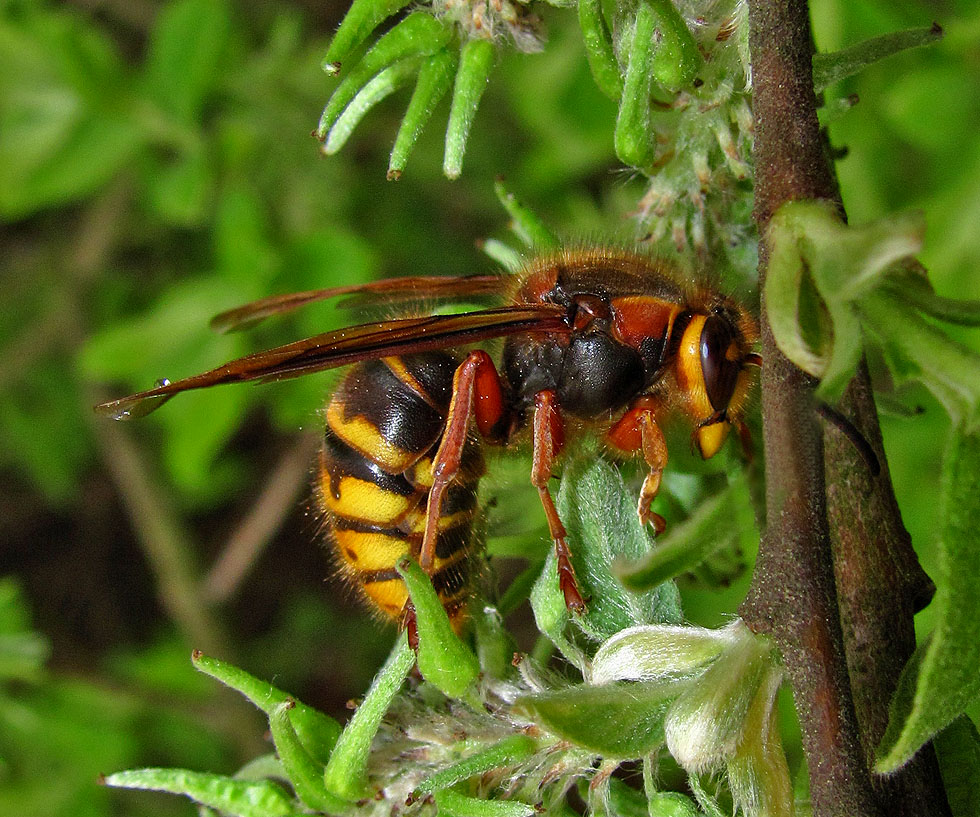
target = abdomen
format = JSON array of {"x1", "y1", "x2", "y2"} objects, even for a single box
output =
[{"x1": 316, "y1": 352, "x2": 484, "y2": 627}]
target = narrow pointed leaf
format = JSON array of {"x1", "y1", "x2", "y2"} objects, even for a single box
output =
[
  {"x1": 578, "y1": 0, "x2": 623, "y2": 99},
  {"x1": 613, "y1": 476, "x2": 752, "y2": 591},
  {"x1": 494, "y1": 179, "x2": 558, "y2": 249},
  {"x1": 615, "y1": 2, "x2": 656, "y2": 168},
  {"x1": 876, "y1": 421, "x2": 980, "y2": 771},
  {"x1": 323, "y1": 634, "x2": 415, "y2": 800},
  {"x1": 859, "y1": 289, "x2": 980, "y2": 422},
  {"x1": 192, "y1": 651, "x2": 341, "y2": 763},
  {"x1": 389, "y1": 47, "x2": 458, "y2": 179},
  {"x1": 478, "y1": 238, "x2": 523, "y2": 272},
  {"x1": 397, "y1": 557, "x2": 480, "y2": 698},
  {"x1": 269, "y1": 702, "x2": 345, "y2": 812},
  {"x1": 434, "y1": 788, "x2": 537, "y2": 817},
  {"x1": 444, "y1": 38, "x2": 495, "y2": 179},
  {"x1": 324, "y1": 56, "x2": 423, "y2": 155},
  {"x1": 317, "y1": 12, "x2": 451, "y2": 139},
  {"x1": 883, "y1": 267, "x2": 980, "y2": 327},
  {"x1": 414, "y1": 735, "x2": 537, "y2": 795},
  {"x1": 323, "y1": 0, "x2": 414, "y2": 70},
  {"x1": 103, "y1": 768, "x2": 294, "y2": 817},
  {"x1": 812, "y1": 25, "x2": 943, "y2": 93},
  {"x1": 646, "y1": 0, "x2": 703, "y2": 91}
]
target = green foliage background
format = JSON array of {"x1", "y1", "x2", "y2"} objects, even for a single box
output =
[{"x1": 0, "y1": 0, "x2": 978, "y2": 814}]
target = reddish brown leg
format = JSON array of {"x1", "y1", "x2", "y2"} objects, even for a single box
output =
[
  {"x1": 419, "y1": 350, "x2": 506, "y2": 572},
  {"x1": 531, "y1": 390, "x2": 586, "y2": 613},
  {"x1": 734, "y1": 417, "x2": 754, "y2": 462},
  {"x1": 404, "y1": 601, "x2": 419, "y2": 650},
  {"x1": 607, "y1": 396, "x2": 669, "y2": 534}
]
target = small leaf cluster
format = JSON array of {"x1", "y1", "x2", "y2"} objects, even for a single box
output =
[
  {"x1": 313, "y1": 0, "x2": 759, "y2": 274},
  {"x1": 315, "y1": 0, "x2": 550, "y2": 180},
  {"x1": 763, "y1": 197, "x2": 980, "y2": 781}
]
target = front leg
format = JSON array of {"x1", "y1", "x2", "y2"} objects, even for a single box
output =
[
  {"x1": 531, "y1": 390, "x2": 586, "y2": 613},
  {"x1": 607, "y1": 396, "x2": 669, "y2": 534}
]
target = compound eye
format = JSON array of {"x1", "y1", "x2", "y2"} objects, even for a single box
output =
[{"x1": 701, "y1": 315, "x2": 740, "y2": 412}]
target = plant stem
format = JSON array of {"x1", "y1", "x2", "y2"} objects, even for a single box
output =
[
  {"x1": 825, "y1": 371, "x2": 951, "y2": 816},
  {"x1": 738, "y1": 2, "x2": 880, "y2": 816},
  {"x1": 742, "y1": 2, "x2": 951, "y2": 813}
]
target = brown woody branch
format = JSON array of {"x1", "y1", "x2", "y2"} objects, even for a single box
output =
[
  {"x1": 738, "y1": 2, "x2": 878, "y2": 816},
  {"x1": 740, "y1": 2, "x2": 951, "y2": 815}
]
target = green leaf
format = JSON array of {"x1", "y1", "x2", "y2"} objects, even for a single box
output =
[
  {"x1": 0, "y1": 611, "x2": 50, "y2": 682},
  {"x1": 578, "y1": 0, "x2": 623, "y2": 100},
  {"x1": 645, "y1": 0, "x2": 703, "y2": 92},
  {"x1": 81, "y1": 276, "x2": 253, "y2": 503},
  {"x1": 444, "y1": 38, "x2": 495, "y2": 180},
  {"x1": 472, "y1": 603, "x2": 517, "y2": 681},
  {"x1": 192, "y1": 652, "x2": 341, "y2": 765},
  {"x1": 316, "y1": 12, "x2": 452, "y2": 140},
  {"x1": 212, "y1": 186, "x2": 280, "y2": 289},
  {"x1": 388, "y1": 47, "x2": 458, "y2": 180},
  {"x1": 478, "y1": 238, "x2": 524, "y2": 272},
  {"x1": 0, "y1": 8, "x2": 142, "y2": 218},
  {"x1": 493, "y1": 179, "x2": 559, "y2": 250},
  {"x1": 323, "y1": 634, "x2": 415, "y2": 801},
  {"x1": 613, "y1": 475, "x2": 753, "y2": 592},
  {"x1": 882, "y1": 266, "x2": 980, "y2": 327},
  {"x1": 397, "y1": 557, "x2": 481, "y2": 699},
  {"x1": 645, "y1": 792, "x2": 700, "y2": 817},
  {"x1": 434, "y1": 788, "x2": 537, "y2": 817},
  {"x1": 0, "y1": 364, "x2": 93, "y2": 503},
  {"x1": 614, "y1": 2, "x2": 656, "y2": 168},
  {"x1": 764, "y1": 200, "x2": 925, "y2": 402},
  {"x1": 688, "y1": 774, "x2": 727, "y2": 817},
  {"x1": 591, "y1": 624, "x2": 732, "y2": 685},
  {"x1": 143, "y1": 0, "x2": 232, "y2": 122},
  {"x1": 876, "y1": 421, "x2": 980, "y2": 771},
  {"x1": 0, "y1": 577, "x2": 33, "y2": 636},
  {"x1": 934, "y1": 716, "x2": 980, "y2": 817},
  {"x1": 557, "y1": 457, "x2": 684, "y2": 641},
  {"x1": 664, "y1": 623, "x2": 776, "y2": 772},
  {"x1": 0, "y1": 108, "x2": 140, "y2": 219},
  {"x1": 268, "y1": 702, "x2": 345, "y2": 813},
  {"x1": 515, "y1": 679, "x2": 683, "y2": 757},
  {"x1": 413, "y1": 735, "x2": 538, "y2": 795},
  {"x1": 812, "y1": 25, "x2": 943, "y2": 93},
  {"x1": 323, "y1": 55, "x2": 424, "y2": 155},
  {"x1": 859, "y1": 288, "x2": 980, "y2": 423},
  {"x1": 323, "y1": 0, "x2": 415, "y2": 70},
  {"x1": 103, "y1": 768, "x2": 295, "y2": 817},
  {"x1": 145, "y1": 144, "x2": 213, "y2": 227}
]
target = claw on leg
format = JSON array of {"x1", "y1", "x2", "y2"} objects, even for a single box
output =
[{"x1": 403, "y1": 599, "x2": 419, "y2": 651}]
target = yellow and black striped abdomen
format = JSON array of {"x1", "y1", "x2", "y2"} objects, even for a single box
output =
[{"x1": 317, "y1": 352, "x2": 485, "y2": 626}]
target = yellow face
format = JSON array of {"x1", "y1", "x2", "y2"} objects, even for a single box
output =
[{"x1": 674, "y1": 312, "x2": 755, "y2": 459}]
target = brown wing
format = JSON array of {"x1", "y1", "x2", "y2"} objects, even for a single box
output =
[
  {"x1": 96, "y1": 305, "x2": 568, "y2": 420},
  {"x1": 210, "y1": 274, "x2": 507, "y2": 333}
]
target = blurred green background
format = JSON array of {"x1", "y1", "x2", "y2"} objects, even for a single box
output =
[{"x1": 0, "y1": 0, "x2": 977, "y2": 814}]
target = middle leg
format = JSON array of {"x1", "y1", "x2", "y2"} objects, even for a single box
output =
[{"x1": 531, "y1": 389, "x2": 586, "y2": 613}]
